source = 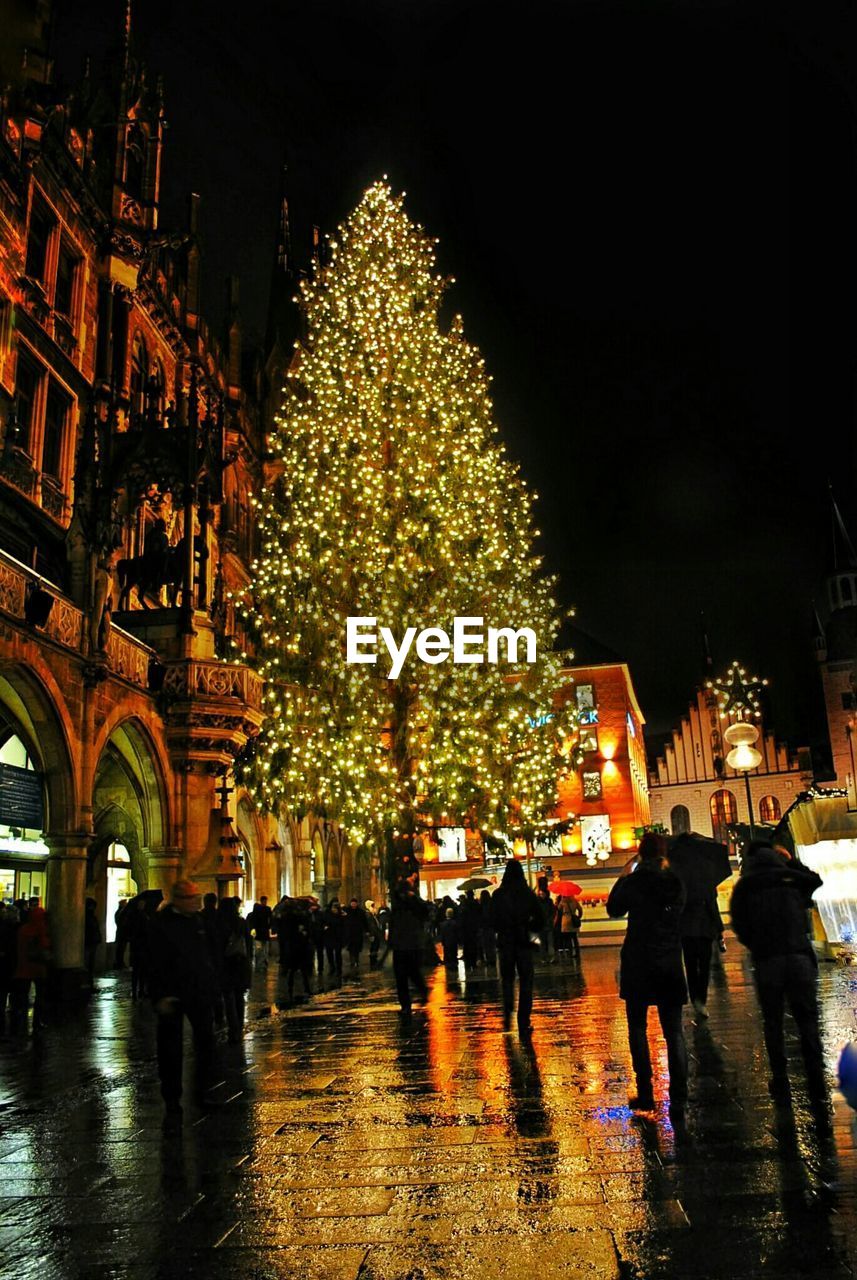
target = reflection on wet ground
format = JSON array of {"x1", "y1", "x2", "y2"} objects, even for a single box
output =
[{"x1": 0, "y1": 946, "x2": 856, "y2": 1278}]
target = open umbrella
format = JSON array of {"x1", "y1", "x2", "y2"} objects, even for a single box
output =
[
  {"x1": 548, "y1": 880, "x2": 582, "y2": 897},
  {"x1": 456, "y1": 876, "x2": 494, "y2": 892},
  {"x1": 668, "y1": 831, "x2": 732, "y2": 897}
]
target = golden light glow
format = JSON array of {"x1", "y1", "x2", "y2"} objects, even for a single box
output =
[{"x1": 242, "y1": 182, "x2": 581, "y2": 854}]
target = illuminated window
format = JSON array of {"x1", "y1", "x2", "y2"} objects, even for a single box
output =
[
  {"x1": 576, "y1": 684, "x2": 597, "y2": 718},
  {"x1": 759, "y1": 795, "x2": 781, "y2": 823},
  {"x1": 670, "y1": 804, "x2": 690, "y2": 836},
  {"x1": 582, "y1": 771, "x2": 602, "y2": 801},
  {"x1": 580, "y1": 814, "x2": 611, "y2": 863},
  {"x1": 710, "y1": 789, "x2": 737, "y2": 845},
  {"x1": 579, "y1": 725, "x2": 598, "y2": 754}
]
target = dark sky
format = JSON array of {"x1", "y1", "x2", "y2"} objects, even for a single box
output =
[{"x1": 54, "y1": 0, "x2": 857, "y2": 749}]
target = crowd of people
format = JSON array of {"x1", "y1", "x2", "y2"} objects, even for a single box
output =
[{"x1": 0, "y1": 830, "x2": 832, "y2": 1131}]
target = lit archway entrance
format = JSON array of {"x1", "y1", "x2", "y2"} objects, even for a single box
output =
[
  {"x1": 105, "y1": 842, "x2": 138, "y2": 942},
  {"x1": 0, "y1": 726, "x2": 49, "y2": 904}
]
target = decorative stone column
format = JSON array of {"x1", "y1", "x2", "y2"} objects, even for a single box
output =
[
  {"x1": 45, "y1": 832, "x2": 90, "y2": 998},
  {"x1": 146, "y1": 846, "x2": 182, "y2": 894}
]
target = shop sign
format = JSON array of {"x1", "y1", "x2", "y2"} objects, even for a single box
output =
[{"x1": 0, "y1": 764, "x2": 44, "y2": 830}]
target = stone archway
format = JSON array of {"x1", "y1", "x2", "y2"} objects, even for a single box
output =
[
  {"x1": 92, "y1": 718, "x2": 170, "y2": 941},
  {"x1": 0, "y1": 664, "x2": 80, "y2": 971}
]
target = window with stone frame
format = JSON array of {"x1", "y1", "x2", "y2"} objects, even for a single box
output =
[
  {"x1": 13, "y1": 353, "x2": 42, "y2": 454},
  {"x1": 42, "y1": 381, "x2": 70, "y2": 481},
  {"x1": 582, "y1": 770, "x2": 602, "y2": 801},
  {"x1": 54, "y1": 241, "x2": 79, "y2": 320},
  {"x1": 25, "y1": 197, "x2": 54, "y2": 283}
]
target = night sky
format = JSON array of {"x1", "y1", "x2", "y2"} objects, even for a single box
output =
[{"x1": 54, "y1": 0, "x2": 857, "y2": 753}]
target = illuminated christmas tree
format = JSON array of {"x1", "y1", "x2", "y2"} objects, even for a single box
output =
[{"x1": 243, "y1": 182, "x2": 578, "y2": 868}]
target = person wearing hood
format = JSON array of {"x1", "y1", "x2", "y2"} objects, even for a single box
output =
[
  {"x1": 607, "y1": 833, "x2": 688, "y2": 1115},
  {"x1": 730, "y1": 840, "x2": 825, "y2": 1104}
]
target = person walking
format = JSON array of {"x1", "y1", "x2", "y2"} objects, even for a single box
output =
[
  {"x1": 439, "y1": 907, "x2": 459, "y2": 971},
  {"x1": 606, "y1": 833, "x2": 688, "y2": 1115},
  {"x1": 535, "y1": 883, "x2": 556, "y2": 962},
  {"x1": 217, "y1": 897, "x2": 252, "y2": 1044},
  {"x1": 389, "y1": 870, "x2": 429, "y2": 1018},
  {"x1": 277, "y1": 898, "x2": 313, "y2": 1002},
  {"x1": 559, "y1": 894, "x2": 583, "y2": 960},
  {"x1": 307, "y1": 899, "x2": 326, "y2": 979},
  {"x1": 365, "y1": 901, "x2": 383, "y2": 969},
  {"x1": 479, "y1": 889, "x2": 497, "y2": 969},
  {"x1": 247, "y1": 897, "x2": 273, "y2": 971},
  {"x1": 83, "y1": 897, "x2": 102, "y2": 989},
  {"x1": 678, "y1": 873, "x2": 721, "y2": 1019},
  {"x1": 459, "y1": 891, "x2": 481, "y2": 972},
  {"x1": 491, "y1": 859, "x2": 543, "y2": 1037},
  {"x1": 344, "y1": 897, "x2": 368, "y2": 971},
  {"x1": 729, "y1": 840, "x2": 826, "y2": 1104},
  {"x1": 0, "y1": 903, "x2": 19, "y2": 1032},
  {"x1": 10, "y1": 901, "x2": 51, "y2": 1032},
  {"x1": 323, "y1": 899, "x2": 345, "y2": 980},
  {"x1": 147, "y1": 880, "x2": 220, "y2": 1122}
]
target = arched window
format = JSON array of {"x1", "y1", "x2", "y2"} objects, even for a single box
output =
[
  {"x1": 670, "y1": 804, "x2": 690, "y2": 836},
  {"x1": 129, "y1": 334, "x2": 148, "y2": 422},
  {"x1": 759, "y1": 795, "x2": 781, "y2": 823},
  {"x1": 124, "y1": 125, "x2": 145, "y2": 198},
  {"x1": 710, "y1": 789, "x2": 737, "y2": 846}
]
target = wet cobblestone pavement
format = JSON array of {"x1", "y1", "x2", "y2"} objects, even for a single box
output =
[{"x1": 1, "y1": 946, "x2": 856, "y2": 1280}]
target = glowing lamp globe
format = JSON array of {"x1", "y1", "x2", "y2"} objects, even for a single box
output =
[
  {"x1": 724, "y1": 722, "x2": 760, "y2": 748},
  {"x1": 838, "y1": 1042, "x2": 857, "y2": 1110},
  {"x1": 726, "y1": 744, "x2": 763, "y2": 771}
]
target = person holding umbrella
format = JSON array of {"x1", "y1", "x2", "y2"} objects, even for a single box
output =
[
  {"x1": 606, "y1": 833, "x2": 688, "y2": 1115},
  {"x1": 668, "y1": 832, "x2": 732, "y2": 1019}
]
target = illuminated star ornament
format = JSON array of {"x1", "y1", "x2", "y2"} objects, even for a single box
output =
[{"x1": 707, "y1": 661, "x2": 768, "y2": 720}]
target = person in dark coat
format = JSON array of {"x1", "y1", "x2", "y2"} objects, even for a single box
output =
[
  {"x1": 439, "y1": 907, "x2": 459, "y2": 970},
  {"x1": 83, "y1": 898, "x2": 102, "y2": 989},
  {"x1": 322, "y1": 899, "x2": 345, "y2": 979},
  {"x1": 364, "y1": 901, "x2": 383, "y2": 969},
  {"x1": 478, "y1": 890, "x2": 497, "y2": 968},
  {"x1": 730, "y1": 840, "x2": 825, "y2": 1104},
  {"x1": 344, "y1": 898, "x2": 368, "y2": 971},
  {"x1": 247, "y1": 897, "x2": 273, "y2": 971},
  {"x1": 607, "y1": 833, "x2": 688, "y2": 1114},
  {"x1": 113, "y1": 899, "x2": 130, "y2": 969},
  {"x1": 389, "y1": 871, "x2": 429, "y2": 1016},
  {"x1": 458, "y1": 891, "x2": 481, "y2": 972},
  {"x1": 147, "y1": 880, "x2": 220, "y2": 1121},
  {"x1": 277, "y1": 899, "x2": 313, "y2": 1001},
  {"x1": 307, "y1": 900, "x2": 326, "y2": 977},
  {"x1": 0, "y1": 904, "x2": 20, "y2": 1031},
  {"x1": 10, "y1": 903, "x2": 51, "y2": 1032},
  {"x1": 678, "y1": 873, "x2": 722, "y2": 1018},
  {"x1": 216, "y1": 897, "x2": 252, "y2": 1043},
  {"x1": 491, "y1": 859, "x2": 543, "y2": 1036},
  {"x1": 535, "y1": 884, "x2": 556, "y2": 962}
]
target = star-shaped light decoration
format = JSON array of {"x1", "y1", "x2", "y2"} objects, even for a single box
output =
[{"x1": 707, "y1": 661, "x2": 767, "y2": 721}]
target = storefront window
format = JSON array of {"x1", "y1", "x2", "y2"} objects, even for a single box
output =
[{"x1": 0, "y1": 730, "x2": 48, "y2": 903}]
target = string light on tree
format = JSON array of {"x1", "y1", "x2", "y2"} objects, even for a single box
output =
[{"x1": 241, "y1": 181, "x2": 581, "y2": 874}]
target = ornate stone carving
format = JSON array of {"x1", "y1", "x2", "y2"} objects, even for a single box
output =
[{"x1": 0, "y1": 560, "x2": 26, "y2": 617}]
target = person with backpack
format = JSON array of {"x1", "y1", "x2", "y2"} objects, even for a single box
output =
[{"x1": 606, "y1": 833, "x2": 688, "y2": 1116}]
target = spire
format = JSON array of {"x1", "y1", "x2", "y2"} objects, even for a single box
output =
[
  {"x1": 699, "y1": 610, "x2": 713, "y2": 679},
  {"x1": 265, "y1": 163, "x2": 300, "y2": 359},
  {"x1": 829, "y1": 480, "x2": 857, "y2": 570}
]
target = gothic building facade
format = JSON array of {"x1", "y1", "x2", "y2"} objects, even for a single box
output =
[{"x1": 0, "y1": 5, "x2": 365, "y2": 988}]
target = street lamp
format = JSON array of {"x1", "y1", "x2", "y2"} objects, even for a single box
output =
[{"x1": 724, "y1": 721, "x2": 762, "y2": 840}]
